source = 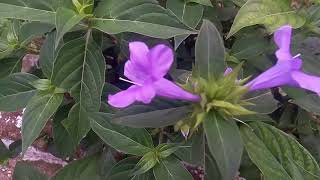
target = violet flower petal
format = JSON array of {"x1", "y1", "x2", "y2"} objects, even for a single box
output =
[
  {"x1": 148, "y1": 44, "x2": 174, "y2": 79},
  {"x1": 108, "y1": 41, "x2": 201, "y2": 108},
  {"x1": 124, "y1": 42, "x2": 151, "y2": 83},
  {"x1": 124, "y1": 60, "x2": 149, "y2": 84},
  {"x1": 135, "y1": 83, "x2": 156, "y2": 103},
  {"x1": 108, "y1": 86, "x2": 140, "y2": 108},
  {"x1": 246, "y1": 62, "x2": 295, "y2": 91},
  {"x1": 154, "y1": 78, "x2": 200, "y2": 102},
  {"x1": 274, "y1": 25, "x2": 293, "y2": 61},
  {"x1": 291, "y1": 71, "x2": 320, "y2": 95}
]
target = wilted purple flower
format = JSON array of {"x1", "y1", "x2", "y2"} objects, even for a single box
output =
[
  {"x1": 245, "y1": 25, "x2": 320, "y2": 95},
  {"x1": 108, "y1": 42, "x2": 200, "y2": 108}
]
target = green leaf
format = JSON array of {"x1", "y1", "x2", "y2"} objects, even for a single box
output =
[
  {"x1": 243, "y1": 90, "x2": 278, "y2": 114},
  {"x1": 291, "y1": 35, "x2": 320, "y2": 76},
  {"x1": 0, "y1": 73, "x2": 38, "y2": 112},
  {"x1": 203, "y1": 113, "x2": 243, "y2": 180},
  {"x1": 90, "y1": 112, "x2": 153, "y2": 156},
  {"x1": 153, "y1": 156, "x2": 193, "y2": 180},
  {"x1": 240, "y1": 122, "x2": 320, "y2": 180},
  {"x1": 133, "y1": 151, "x2": 158, "y2": 175},
  {"x1": 107, "y1": 157, "x2": 152, "y2": 180},
  {"x1": 92, "y1": 0, "x2": 196, "y2": 39},
  {"x1": 227, "y1": 0, "x2": 306, "y2": 38},
  {"x1": 22, "y1": 92, "x2": 63, "y2": 153},
  {"x1": 53, "y1": 105, "x2": 76, "y2": 158},
  {"x1": 112, "y1": 105, "x2": 192, "y2": 128},
  {"x1": 51, "y1": 35, "x2": 105, "y2": 144},
  {"x1": 0, "y1": 57, "x2": 21, "y2": 78},
  {"x1": 231, "y1": 35, "x2": 270, "y2": 60},
  {"x1": 0, "y1": 140, "x2": 11, "y2": 163},
  {"x1": 295, "y1": 94, "x2": 320, "y2": 115},
  {"x1": 55, "y1": 8, "x2": 87, "y2": 48},
  {"x1": 19, "y1": 22, "x2": 54, "y2": 46},
  {"x1": 166, "y1": 0, "x2": 204, "y2": 49},
  {"x1": 186, "y1": 0, "x2": 212, "y2": 6},
  {"x1": 195, "y1": 19, "x2": 226, "y2": 80},
  {"x1": 0, "y1": 2, "x2": 55, "y2": 24},
  {"x1": 51, "y1": 154, "x2": 100, "y2": 180},
  {"x1": 174, "y1": 131, "x2": 205, "y2": 166},
  {"x1": 13, "y1": 162, "x2": 48, "y2": 180},
  {"x1": 205, "y1": 152, "x2": 221, "y2": 180},
  {"x1": 39, "y1": 32, "x2": 56, "y2": 79}
]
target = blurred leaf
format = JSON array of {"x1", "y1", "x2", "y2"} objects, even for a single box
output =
[
  {"x1": 0, "y1": 2, "x2": 55, "y2": 24},
  {"x1": 228, "y1": 0, "x2": 306, "y2": 38},
  {"x1": 106, "y1": 157, "x2": 152, "y2": 180},
  {"x1": 19, "y1": 22, "x2": 54, "y2": 46},
  {"x1": 133, "y1": 151, "x2": 158, "y2": 175},
  {"x1": 186, "y1": 0, "x2": 212, "y2": 6},
  {"x1": 51, "y1": 36, "x2": 105, "y2": 145},
  {"x1": 295, "y1": 94, "x2": 320, "y2": 115},
  {"x1": 113, "y1": 105, "x2": 192, "y2": 128},
  {"x1": 55, "y1": 7, "x2": 87, "y2": 48},
  {"x1": 0, "y1": 57, "x2": 22, "y2": 78},
  {"x1": 174, "y1": 131, "x2": 205, "y2": 166},
  {"x1": 239, "y1": 151, "x2": 261, "y2": 180},
  {"x1": 297, "y1": 109, "x2": 320, "y2": 163},
  {"x1": 53, "y1": 105, "x2": 76, "y2": 158},
  {"x1": 22, "y1": 92, "x2": 63, "y2": 154},
  {"x1": 204, "y1": 113, "x2": 243, "y2": 180},
  {"x1": 0, "y1": 73, "x2": 38, "y2": 112},
  {"x1": 13, "y1": 162, "x2": 48, "y2": 180},
  {"x1": 205, "y1": 151, "x2": 221, "y2": 180},
  {"x1": 195, "y1": 19, "x2": 226, "y2": 80},
  {"x1": 238, "y1": 114, "x2": 275, "y2": 123},
  {"x1": 90, "y1": 112, "x2": 154, "y2": 156},
  {"x1": 153, "y1": 156, "x2": 193, "y2": 180},
  {"x1": 231, "y1": 35, "x2": 270, "y2": 60},
  {"x1": 39, "y1": 32, "x2": 56, "y2": 79},
  {"x1": 167, "y1": 0, "x2": 204, "y2": 49},
  {"x1": 51, "y1": 154, "x2": 100, "y2": 180},
  {"x1": 305, "y1": 5, "x2": 320, "y2": 34},
  {"x1": 292, "y1": 35, "x2": 320, "y2": 76},
  {"x1": 243, "y1": 90, "x2": 278, "y2": 114},
  {"x1": 0, "y1": 140, "x2": 11, "y2": 163},
  {"x1": 232, "y1": 0, "x2": 247, "y2": 7},
  {"x1": 92, "y1": 0, "x2": 196, "y2": 39},
  {"x1": 241, "y1": 122, "x2": 320, "y2": 180}
]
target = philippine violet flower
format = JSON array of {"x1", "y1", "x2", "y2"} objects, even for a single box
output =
[
  {"x1": 108, "y1": 42, "x2": 200, "y2": 108},
  {"x1": 245, "y1": 25, "x2": 320, "y2": 95}
]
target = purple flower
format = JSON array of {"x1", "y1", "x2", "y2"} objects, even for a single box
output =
[
  {"x1": 245, "y1": 25, "x2": 320, "y2": 95},
  {"x1": 108, "y1": 42, "x2": 200, "y2": 108}
]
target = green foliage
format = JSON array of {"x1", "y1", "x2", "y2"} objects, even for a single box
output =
[
  {"x1": 22, "y1": 91, "x2": 63, "y2": 153},
  {"x1": 153, "y1": 156, "x2": 193, "y2": 180},
  {"x1": 0, "y1": 73, "x2": 38, "y2": 112},
  {"x1": 92, "y1": 0, "x2": 196, "y2": 38},
  {"x1": 241, "y1": 122, "x2": 320, "y2": 180},
  {"x1": 51, "y1": 154, "x2": 100, "y2": 180},
  {"x1": 204, "y1": 113, "x2": 243, "y2": 180},
  {"x1": 166, "y1": 0, "x2": 204, "y2": 49},
  {"x1": 1, "y1": 0, "x2": 320, "y2": 179},
  {"x1": 228, "y1": 0, "x2": 306, "y2": 37},
  {"x1": 91, "y1": 112, "x2": 153, "y2": 156},
  {"x1": 195, "y1": 20, "x2": 226, "y2": 80}
]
